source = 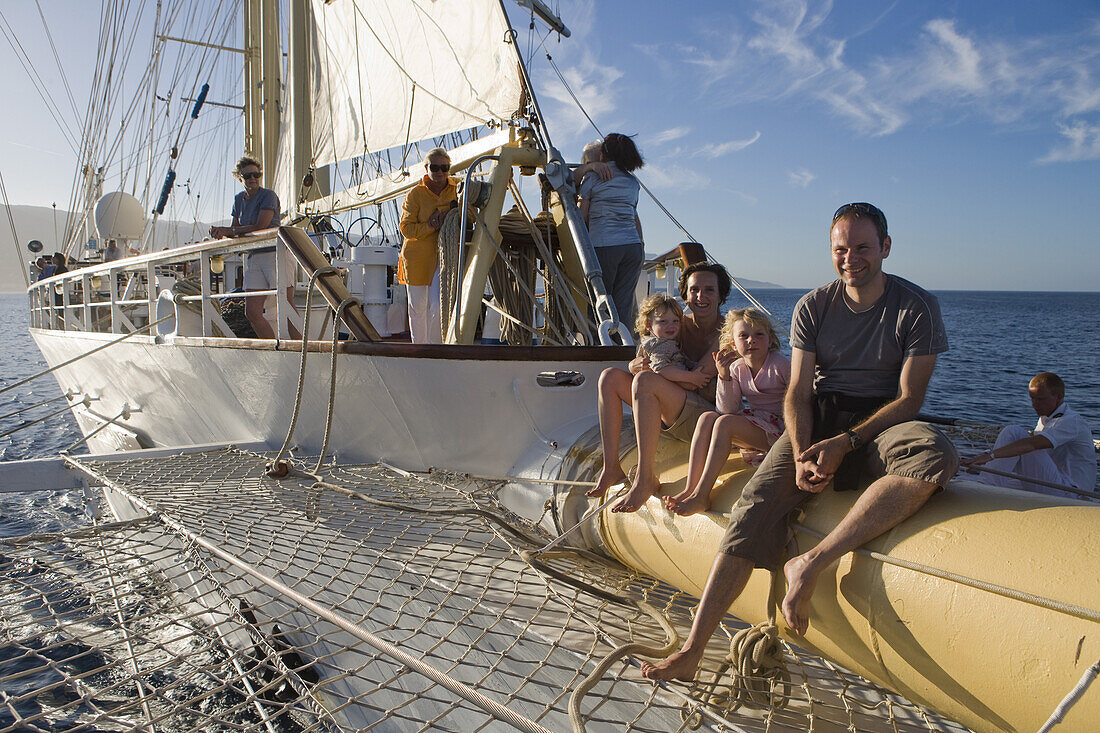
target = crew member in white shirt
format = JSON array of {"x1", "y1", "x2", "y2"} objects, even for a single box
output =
[{"x1": 962, "y1": 372, "x2": 1096, "y2": 498}]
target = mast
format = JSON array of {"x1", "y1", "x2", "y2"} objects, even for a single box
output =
[
  {"x1": 243, "y1": 0, "x2": 263, "y2": 161},
  {"x1": 242, "y1": 0, "x2": 280, "y2": 184},
  {"x1": 260, "y1": 0, "x2": 280, "y2": 186},
  {"x1": 289, "y1": 1, "x2": 328, "y2": 208}
]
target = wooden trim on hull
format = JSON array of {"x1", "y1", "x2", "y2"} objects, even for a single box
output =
[{"x1": 30, "y1": 327, "x2": 637, "y2": 361}]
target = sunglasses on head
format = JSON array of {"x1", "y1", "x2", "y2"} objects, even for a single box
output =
[
  {"x1": 429, "y1": 163, "x2": 450, "y2": 173},
  {"x1": 833, "y1": 202, "x2": 887, "y2": 232},
  {"x1": 241, "y1": 171, "x2": 262, "y2": 180}
]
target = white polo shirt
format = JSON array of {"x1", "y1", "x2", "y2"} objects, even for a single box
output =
[{"x1": 1036, "y1": 402, "x2": 1097, "y2": 490}]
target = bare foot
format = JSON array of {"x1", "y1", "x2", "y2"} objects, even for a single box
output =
[
  {"x1": 781, "y1": 553, "x2": 821, "y2": 636},
  {"x1": 662, "y1": 486, "x2": 693, "y2": 511},
  {"x1": 668, "y1": 492, "x2": 711, "y2": 517},
  {"x1": 587, "y1": 466, "x2": 628, "y2": 498},
  {"x1": 639, "y1": 648, "x2": 704, "y2": 681},
  {"x1": 612, "y1": 474, "x2": 661, "y2": 513}
]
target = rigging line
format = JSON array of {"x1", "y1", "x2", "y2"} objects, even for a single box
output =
[
  {"x1": 166, "y1": 2, "x2": 233, "y2": 156},
  {"x1": 33, "y1": 0, "x2": 81, "y2": 121},
  {"x1": 544, "y1": 52, "x2": 770, "y2": 315},
  {"x1": 0, "y1": 315, "x2": 172, "y2": 397},
  {"x1": 0, "y1": 12, "x2": 80, "y2": 152},
  {"x1": 0, "y1": 171, "x2": 28, "y2": 288},
  {"x1": 0, "y1": 11, "x2": 79, "y2": 147}
]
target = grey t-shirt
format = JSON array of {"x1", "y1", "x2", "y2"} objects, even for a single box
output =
[
  {"x1": 578, "y1": 163, "x2": 640, "y2": 248},
  {"x1": 790, "y1": 275, "x2": 947, "y2": 398},
  {"x1": 232, "y1": 188, "x2": 282, "y2": 227}
]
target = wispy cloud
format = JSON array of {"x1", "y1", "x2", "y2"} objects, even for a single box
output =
[
  {"x1": 723, "y1": 188, "x2": 759, "y2": 205},
  {"x1": 642, "y1": 162, "x2": 710, "y2": 191},
  {"x1": 652, "y1": 126, "x2": 691, "y2": 144},
  {"x1": 698, "y1": 131, "x2": 762, "y2": 157},
  {"x1": 5, "y1": 140, "x2": 66, "y2": 157},
  {"x1": 788, "y1": 168, "x2": 815, "y2": 187},
  {"x1": 534, "y1": 0, "x2": 623, "y2": 139},
  {"x1": 654, "y1": 1, "x2": 1100, "y2": 154},
  {"x1": 1039, "y1": 121, "x2": 1100, "y2": 163},
  {"x1": 538, "y1": 48, "x2": 624, "y2": 135}
]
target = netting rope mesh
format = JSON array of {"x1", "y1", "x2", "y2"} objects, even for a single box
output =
[{"x1": 1, "y1": 448, "x2": 969, "y2": 732}]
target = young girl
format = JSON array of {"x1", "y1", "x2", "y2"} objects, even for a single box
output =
[
  {"x1": 588, "y1": 293, "x2": 711, "y2": 498},
  {"x1": 665, "y1": 308, "x2": 790, "y2": 516}
]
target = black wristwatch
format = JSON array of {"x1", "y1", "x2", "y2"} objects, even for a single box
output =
[{"x1": 844, "y1": 429, "x2": 863, "y2": 451}]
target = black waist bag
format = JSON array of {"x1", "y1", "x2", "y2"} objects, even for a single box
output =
[{"x1": 812, "y1": 392, "x2": 891, "y2": 491}]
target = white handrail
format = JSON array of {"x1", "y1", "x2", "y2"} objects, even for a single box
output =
[{"x1": 26, "y1": 230, "x2": 304, "y2": 339}]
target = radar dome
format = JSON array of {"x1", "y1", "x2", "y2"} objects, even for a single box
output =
[{"x1": 95, "y1": 192, "x2": 146, "y2": 240}]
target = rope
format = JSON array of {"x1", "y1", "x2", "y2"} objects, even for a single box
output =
[
  {"x1": 0, "y1": 389, "x2": 77, "y2": 422},
  {"x1": 792, "y1": 523, "x2": 1100, "y2": 623},
  {"x1": 1036, "y1": 658, "x2": 1100, "y2": 733},
  {"x1": 687, "y1": 571, "x2": 790, "y2": 719},
  {"x1": 0, "y1": 397, "x2": 90, "y2": 440},
  {"x1": 962, "y1": 463, "x2": 1100, "y2": 500},
  {"x1": 505, "y1": 180, "x2": 592, "y2": 343},
  {"x1": 714, "y1": 622, "x2": 790, "y2": 713},
  {"x1": 537, "y1": 487, "x2": 626, "y2": 554},
  {"x1": 0, "y1": 169, "x2": 28, "y2": 289},
  {"x1": 62, "y1": 407, "x2": 129, "y2": 454},
  {"x1": 567, "y1": 600, "x2": 680, "y2": 733},
  {"x1": 314, "y1": 297, "x2": 360, "y2": 473},
  {"x1": 438, "y1": 205, "x2": 465, "y2": 339},
  {"x1": 1, "y1": 314, "x2": 173, "y2": 396},
  {"x1": 268, "y1": 266, "x2": 336, "y2": 476}
]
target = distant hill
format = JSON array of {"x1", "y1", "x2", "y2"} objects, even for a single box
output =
[
  {"x1": 1, "y1": 204, "x2": 212, "y2": 292},
  {"x1": 3, "y1": 203, "x2": 792, "y2": 292},
  {"x1": 729, "y1": 277, "x2": 785, "y2": 290}
]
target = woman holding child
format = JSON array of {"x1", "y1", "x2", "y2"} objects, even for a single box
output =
[
  {"x1": 590, "y1": 261, "x2": 731, "y2": 511},
  {"x1": 574, "y1": 133, "x2": 645, "y2": 327}
]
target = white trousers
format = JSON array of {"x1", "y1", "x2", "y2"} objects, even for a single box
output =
[
  {"x1": 405, "y1": 271, "x2": 440, "y2": 344},
  {"x1": 982, "y1": 425, "x2": 1077, "y2": 498}
]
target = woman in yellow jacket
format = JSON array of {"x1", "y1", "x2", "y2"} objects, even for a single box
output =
[{"x1": 398, "y1": 147, "x2": 457, "y2": 343}]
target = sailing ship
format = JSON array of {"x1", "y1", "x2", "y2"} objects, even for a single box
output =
[{"x1": 7, "y1": 1, "x2": 1098, "y2": 731}]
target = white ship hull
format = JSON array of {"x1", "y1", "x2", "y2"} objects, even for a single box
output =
[{"x1": 32, "y1": 328, "x2": 628, "y2": 481}]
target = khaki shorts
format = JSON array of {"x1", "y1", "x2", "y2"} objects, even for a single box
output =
[
  {"x1": 719, "y1": 420, "x2": 959, "y2": 569},
  {"x1": 662, "y1": 391, "x2": 716, "y2": 443}
]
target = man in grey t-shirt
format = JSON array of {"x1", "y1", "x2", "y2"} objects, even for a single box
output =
[{"x1": 642, "y1": 202, "x2": 959, "y2": 682}]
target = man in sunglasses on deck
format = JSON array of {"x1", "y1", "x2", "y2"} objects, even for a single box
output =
[{"x1": 642, "y1": 203, "x2": 959, "y2": 681}]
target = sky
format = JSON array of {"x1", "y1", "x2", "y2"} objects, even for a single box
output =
[{"x1": 2, "y1": 0, "x2": 1099, "y2": 291}]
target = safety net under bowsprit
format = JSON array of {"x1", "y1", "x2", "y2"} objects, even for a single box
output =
[{"x1": 0, "y1": 447, "x2": 969, "y2": 732}]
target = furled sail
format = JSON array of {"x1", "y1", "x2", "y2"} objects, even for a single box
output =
[{"x1": 308, "y1": 0, "x2": 524, "y2": 169}]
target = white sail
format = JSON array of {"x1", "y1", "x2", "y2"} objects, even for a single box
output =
[{"x1": 308, "y1": 0, "x2": 524, "y2": 169}]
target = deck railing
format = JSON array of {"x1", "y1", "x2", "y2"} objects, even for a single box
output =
[{"x1": 26, "y1": 230, "x2": 330, "y2": 340}]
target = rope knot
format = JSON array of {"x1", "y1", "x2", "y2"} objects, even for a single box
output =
[{"x1": 706, "y1": 621, "x2": 791, "y2": 714}]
